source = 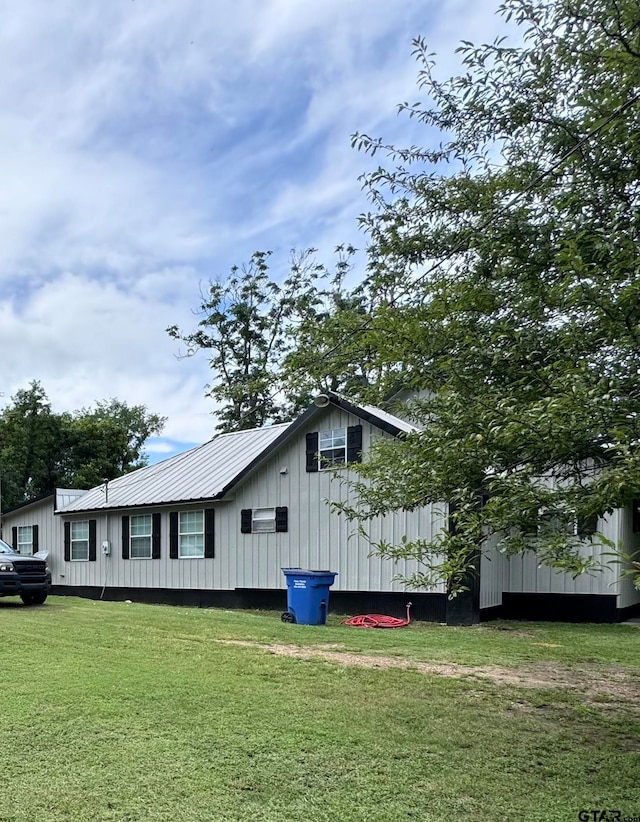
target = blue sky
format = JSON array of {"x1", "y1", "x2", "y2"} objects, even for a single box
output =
[{"x1": 0, "y1": 0, "x2": 507, "y2": 461}]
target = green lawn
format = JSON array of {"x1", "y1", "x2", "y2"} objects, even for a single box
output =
[{"x1": 1, "y1": 597, "x2": 639, "y2": 822}]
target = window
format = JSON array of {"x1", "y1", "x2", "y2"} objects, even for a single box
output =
[
  {"x1": 319, "y1": 428, "x2": 347, "y2": 469},
  {"x1": 130, "y1": 514, "x2": 152, "y2": 559},
  {"x1": 169, "y1": 510, "x2": 214, "y2": 559},
  {"x1": 306, "y1": 425, "x2": 362, "y2": 473},
  {"x1": 122, "y1": 514, "x2": 160, "y2": 560},
  {"x1": 241, "y1": 507, "x2": 288, "y2": 534},
  {"x1": 252, "y1": 508, "x2": 276, "y2": 533},
  {"x1": 71, "y1": 521, "x2": 90, "y2": 561},
  {"x1": 16, "y1": 526, "x2": 33, "y2": 555},
  {"x1": 179, "y1": 511, "x2": 204, "y2": 558}
]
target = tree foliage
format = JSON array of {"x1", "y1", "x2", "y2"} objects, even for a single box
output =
[
  {"x1": 298, "y1": 0, "x2": 640, "y2": 594},
  {"x1": 0, "y1": 382, "x2": 166, "y2": 511},
  {"x1": 169, "y1": 247, "x2": 399, "y2": 432}
]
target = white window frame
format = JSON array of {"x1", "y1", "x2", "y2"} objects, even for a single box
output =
[
  {"x1": 71, "y1": 521, "x2": 90, "y2": 562},
  {"x1": 178, "y1": 510, "x2": 204, "y2": 558},
  {"x1": 130, "y1": 514, "x2": 152, "y2": 559},
  {"x1": 251, "y1": 508, "x2": 276, "y2": 533},
  {"x1": 318, "y1": 428, "x2": 347, "y2": 470},
  {"x1": 17, "y1": 525, "x2": 33, "y2": 555}
]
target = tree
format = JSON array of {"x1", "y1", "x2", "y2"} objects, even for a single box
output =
[
  {"x1": 0, "y1": 382, "x2": 65, "y2": 509},
  {"x1": 71, "y1": 398, "x2": 166, "y2": 478},
  {"x1": 169, "y1": 247, "x2": 397, "y2": 432},
  {"x1": 0, "y1": 384, "x2": 166, "y2": 511},
  {"x1": 295, "y1": 0, "x2": 640, "y2": 594}
]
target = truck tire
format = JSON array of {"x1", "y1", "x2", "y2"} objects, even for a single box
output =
[{"x1": 21, "y1": 592, "x2": 48, "y2": 606}]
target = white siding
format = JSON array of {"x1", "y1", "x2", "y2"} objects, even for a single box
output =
[
  {"x1": 480, "y1": 535, "x2": 508, "y2": 609},
  {"x1": 617, "y1": 506, "x2": 640, "y2": 610},
  {"x1": 505, "y1": 511, "x2": 619, "y2": 597},
  {"x1": 226, "y1": 406, "x2": 446, "y2": 593}
]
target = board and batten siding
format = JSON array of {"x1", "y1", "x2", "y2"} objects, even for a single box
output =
[
  {"x1": 480, "y1": 535, "x2": 509, "y2": 609},
  {"x1": 55, "y1": 406, "x2": 446, "y2": 595},
  {"x1": 230, "y1": 406, "x2": 445, "y2": 593},
  {"x1": 616, "y1": 505, "x2": 640, "y2": 610},
  {"x1": 1, "y1": 498, "x2": 58, "y2": 557},
  {"x1": 503, "y1": 510, "x2": 620, "y2": 598}
]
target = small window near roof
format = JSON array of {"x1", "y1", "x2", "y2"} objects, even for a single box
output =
[{"x1": 319, "y1": 428, "x2": 347, "y2": 469}]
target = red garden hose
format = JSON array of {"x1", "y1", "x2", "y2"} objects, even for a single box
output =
[{"x1": 341, "y1": 602, "x2": 412, "y2": 628}]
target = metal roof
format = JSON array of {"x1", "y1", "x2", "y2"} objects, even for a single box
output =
[
  {"x1": 358, "y1": 402, "x2": 419, "y2": 434},
  {"x1": 55, "y1": 489, "x2": 87, "y2": 511},
  {"x1": 59, "y1": 424, "x2": 289, "y2": 513}
]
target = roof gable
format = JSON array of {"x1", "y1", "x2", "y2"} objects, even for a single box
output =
[{"x1": 57, "y1": 393, "x2": 416, "y2": 514}]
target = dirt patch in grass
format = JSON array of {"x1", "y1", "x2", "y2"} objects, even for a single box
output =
[{"x1": 217, "y1": 639, "x2": 640, "y2": 705}]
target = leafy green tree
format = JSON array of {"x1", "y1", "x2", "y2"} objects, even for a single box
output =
[
  {"x1": 300, "y1": 0, "x2": 640, "y2": 595},
  {"x1": 71, "y1": 398, "x2": 166, "y2": 477},
  {"x1": 0, "y1": 384, "x2": 166, "y2": 510},
  {"x1": 0, "y1": 382, "x2": 65, "y2": 509},
  {"x1": 169, "y1": 247, "x2": 395, "y2": 432}
]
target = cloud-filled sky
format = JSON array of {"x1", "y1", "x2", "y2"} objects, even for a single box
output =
[{"x1": 0, "y1": 0, "x2": 507, "y2": 460}]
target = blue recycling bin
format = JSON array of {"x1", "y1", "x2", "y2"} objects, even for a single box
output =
[{"x1": 281, "y1": 568, "x2": 338, "y2": 625}]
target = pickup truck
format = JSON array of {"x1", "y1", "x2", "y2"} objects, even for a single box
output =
[{"x1": 0, "y1": 538, "x2": 51, "y2": 605}]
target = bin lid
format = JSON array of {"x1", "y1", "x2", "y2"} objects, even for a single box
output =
[{"x1": 281, "y1": 567, "x2": 338, "y2": 577}]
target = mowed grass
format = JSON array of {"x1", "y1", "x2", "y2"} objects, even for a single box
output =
[{"x1": 1, "y1": 597, "x2": 639, "y2": 822}]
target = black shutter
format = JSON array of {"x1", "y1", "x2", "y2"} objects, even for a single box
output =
[
  {"x1": 64, "y1": 522, "x2": 71, "y2": 562},
  {"x1": 633, "y1": 500, "x2": 640, "y2": 534},
  {"x1": 204, "y1": 509, "x2": 215, "y2": 558},
  {"x1": 32, "y1": 524, "x2": 39, "y2": 554},
  {"x1": 577, "y1": 514, "x2": 598, "y2": 538},
  {"x1": 347, "y1": 424, "x2": 363, "y2": 464},
  {"x1": 122, "y1": 516, "x2": 130, "y2": 560},
  {"x1": 240, "y1": 509, "x2": 252, "y2": 534},
  {"x1": 306, "y1": 432, "x2": 319, "y2": 472},
  {"x1": 11, "y1": 526, "x2": 17, "y2": 550},
  {"x1": 152, "y1": 513, "x2": 161, "y2": 559},
  {"x1": 275, "y1": 506, "x2": 288, "y2": 533},
  {"x1": 169, "y1": 512, "x2": 178, "y2": 559},
  {"x1": 89, "y1": 520, "x2": 97, "y2": 562}
]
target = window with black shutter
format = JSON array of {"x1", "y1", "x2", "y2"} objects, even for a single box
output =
[
  {"x1": 204, "y1": 509, "x2": 215, "y2": 558},
  {"x1": 169, "y1": 512, "x2": 178, "y2": 559},
  {"x1": 64, "y1": 522, "x2": 71, "y2": 562},
  {"x1": 240, "y1": 509, "x2": 252, "y2": 533},
  {"x1": 306, "y1": 424, "x2": 363, "y2": 471},
  {"x1": 577, "y1": 514, "x2": 598, "y2": 538},
  {"x1": 305, "y1": 432, "x2": 319, "y2": 473},
  {"x1": 152, "y1": 513, "x2": 161, "y2": 559},
  {"x1": 275, "y1": 507, "x2": 288, "y2": 533},
  {"x1": 88, "y1": 519, "x2": 97, "y2": 562},
  {"x1": 122, "y1": 515, "x2": 130, "y2": 560},
  {"x1": 346, "y1": 424, "x2": 363, "y2": 464},
  {"x1": 241, "y1": 507, "x2": 288, "y2": 533}
]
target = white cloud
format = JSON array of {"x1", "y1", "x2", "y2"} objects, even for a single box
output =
[{"x1": 0, "y1": 0, "x2": 509, "y2": 450}]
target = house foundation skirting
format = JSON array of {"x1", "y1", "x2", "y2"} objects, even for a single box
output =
[
  {"x1": 50, "y1": 585, "x2": 448, "y2": 623},
  {"x1": 49, "y1": 587, "x2": 636, "y2": 623},
  {"x1": 489, "y1": 592, "x2": 632, "y2": 623}
]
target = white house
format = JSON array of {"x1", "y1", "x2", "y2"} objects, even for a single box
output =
[{"x1": 2, "y1": 393, "x2": 639, "y2": 623}]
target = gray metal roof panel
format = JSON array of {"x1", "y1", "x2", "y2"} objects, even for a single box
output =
[
  {"x1": 58, "y1": 424, "x2": 289, "y2": 513},
  {"x1": 55, "y1": 489, "x2": 88, "y2": 511}
]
